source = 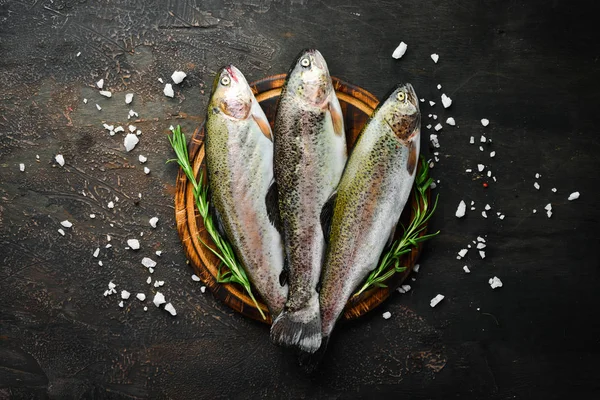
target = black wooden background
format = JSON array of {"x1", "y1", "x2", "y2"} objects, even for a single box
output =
[{"x1": 1, "y1": 0, "x2": 599, "y2": 398}]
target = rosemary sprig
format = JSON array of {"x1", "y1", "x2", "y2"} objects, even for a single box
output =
[
  {"x1": 168, "y1": 125, "x2": 266, "y2": 319},
  {"x1": 354, "y1": 157, "x2": 440, "y2": 296}
]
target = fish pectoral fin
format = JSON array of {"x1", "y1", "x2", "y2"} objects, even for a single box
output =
[
  {"x1": 320, "y1": 191, "x2": 337, "y2": 243},
  {"x1": 327, "y1": 93, "x2": 344, "y2": 137},
  {"x1": 279, "y1": 257, "x2": 289, "y2": 287},
  {"x1": 209, "y1": 196, "x2": 228, "y2": 240},
  {"x1": 251, "y1": 99, "x2": 273, "y2": 141},
  {"x1": 265, "y1": 181, "x2": 282, "y2": 234}
]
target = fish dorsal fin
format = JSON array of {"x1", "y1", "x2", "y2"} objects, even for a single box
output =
[
  {"x1": 251, "y1": 99, "x2": 272, "y2": 141},
  {"x1": 320, "y1": 191, "x2": 337, "y2": 243},
  {"x1": 327, "y1": 92, "x2": 344, "y2": 137},
  {"x1": 265, "y1": 180, "x2": 282, "y2": 234}
]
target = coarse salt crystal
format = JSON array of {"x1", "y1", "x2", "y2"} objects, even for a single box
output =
[
  {"x1": 482, "y1": 211, "x2": 488, "y2": 218},
  {"x1": 96, "y1": 104, "x2": 102, "y2": 111},
  {"x1": 534, "y1": 182, "x2": 540, "y2": 190},
  {"x1": 125, "y1": 93, "x2": 134, "y2": 104},
  {"x1": 455, "y1": 200, "x2": 466, "y2": 218},
  {"x1": 533, "y1": 209, "x2": 537, "y2": 213},
  {"x1": 99, "y1": 90, "x2": 112, "y2": 98},
  {"x1": 430, "y1": 134, "x2": 440, "y2": 148},
  {"x1": 437, "y1": 84, "x2": 442, "y2": 90},
  {"x1": 164, "y1": 303, "x2": 177, "y2": 316},
  {"x1": 142, "y1": 257, "x2": 156, "y2": 268},
  {"x1": 149, "y1": 217, "x2": 159, "y2": 228},
  {"x1": 55, "y1": 154, "x2": 65, "y2": 167},
  {"x1": 547, "y1": 210, "x2": 552, "y2": 218},
  {"x1": 169, "y1": 125, "x2": 175, "y2": 131},
  {"x1": 83, "y1": 98, "x2": 88, "y2": 104},
  {"x1": 153, "y1": 292, "x2": 166, "y2": 307},
  {"x1": 93, "y1": 248, "x2": 100, "y2": 258},
  {"x1": 164, "y1": 83, "x2": 174, "y2": 98},
  {"x1": 153, "y1": 280, "x2": 164, "y2": 288},
  {"x1": 127, "y1": 239, "x2": 140, "y2": 250},
  {"x1": 138, "y1": 155, "x2": 147, "y2": 163},
  {"x1": 382, "y1": 311, "x2": 392, "y2": 319},
  {"x1": 430, "y1": 294, "x2": 444, "y2": 307},
  {"x1": 568, "y1": 192, "x2": 580, "y2": 201},
  {"x1": 76, "y1": 51, "x2": 81, "y2": 57},
  {"x1": 98, "y1": 261, "x2": 103, "y2": 266},
  {"x1": 144, "y1": 167, "x2": 150, "y2": 175},
  {"x1": 58, "y1": 229, "x2": 65, "y2": 236},
  {"x1": 535, "y1": 173, "x2": 540, "y2": 179},
  {"x1": 552, "y1": 188, "x2": 557, "y2": 193},
  {"x1": 446, "y1": 117, "x2": 455, "y2": 126},
  {"x1": 114, "y1": 126, "x2": 124, "y2": 133},
  {"x1": 119, "y1": 301, "x2": 124, "y2": 308},
  {"x1": 397, "y1": 284, "x2": 411, "y2": 294},
  {"x1": 480, "y1": 135, "x2": 486, "y2": 143},
  {"x1": 434, "y1": 123, "x2": 442, "y2": 131},
  {"x1": 484, "y1": 204, "x2": 491, "y2": 210},
  {"x1": 481, "y1": 118, "x2": 489, "y2": 127},
  {"x1": 90, "y1": 214, "x2": 95, "y2": 218},
  {"x1": 19, "y1": 163, "x2": 25, "y2": 172},
  {"x1": 108, "y1": 201, "x2": 114, "y2": 209},
  {"x1": 158, "y1": 77, "x2": 164, "y2": 83},
  {"x1": 477, "y1": 164, "x2": 485, "y2": 172},
  {"x1": 420, "y1": 98, "x2": 425, "y2": 103},
  {"x1": 200, "y1": 286, "x2": 206, "y2": 293},
  {"x1": 477, "y1": 242, "x2": 486, "y2": 249},
  {"x1": 192, "y1": 274, "x2": 201, "y2": 282},
  {"x1": 479, "y1": 251, "x2": 486, "y2": 259},
  {"x1": 413, "y1": 264, "x2": 420, "y2": 273},
  {"x1": 429, "y1": 101, "x2": 436, "y2": 107},
  {"x1": 463, "y1": 265, "x2": 471, "y2": 273},
  {"x1": 60, "y1": 220, "x2": 73, "y2": 228},
  {"x1": 96, "y1": 79, "x2": 104, "y2": 89},
  {"x1": 432, "y1": 115, "x2": 438, "y2": 120},
  {"x1": 441, "y1": 93, "x2": 452, "y2": 108},
  {"x1": 479, "y1": 146, "x2": 484, "y2": 152},
  {"x1": 490, "y1": 151, "x2": 496, "y2": 157},
  {"x1": 469, "y1": 136, "x2": 475, "y2": 144},
  {"x1": 457, "y1": 248, "x2": 468, "y2": 258},
  {"x1": 136, "y1": 293, "x2": 146, "y2": 301},
  {"x1": 545, "y1": 203, "x2": 552, "y2": 211},
  {"x1": 487, "y1": 170, "x2": 492, "y2": 177},
  {"x1": 155, "y1": 250, "x2": 162, "y2": 256},
  {"x1": 489, "y1": 276, "x2": 503, "y2": 289},
  {"x1": 392, "y1": 41, "x2": 408, "y2": 59},
  {"x1": 430, "y1": 53, "x2": 439, "y2": 63},
  {"x1": 477, "y1": 236, "x2": 485, "y2": 242},
  {"x1": 124, "y1": 133, "x2": 139, "y2": 152},
  {"x1": 426, "y1": 124, "x2": 432, "y2": 130},
  {"x1": 121, "y1": 290, "x2": 130, "y2": 299},
  {"x1": 171, "y1": 71, "x2": 187, "y2": 84},
  {"x1": 146, "y1": 276, "x2": 151, "y2": 284}
]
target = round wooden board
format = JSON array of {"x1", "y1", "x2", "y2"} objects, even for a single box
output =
[{"x1": 174, "y1": 74, "x2": 430, "y2": 324}]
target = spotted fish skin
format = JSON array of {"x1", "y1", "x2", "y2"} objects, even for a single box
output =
[
  {"x1": 319, "y1": 83, "x2": 421, "y2": 342},
  {"x1": 205, "y1": 65, "x2": 287, "y2": 318},
  {"x1": 269, "y1": 49, "x2": 347, "y2": 353}
]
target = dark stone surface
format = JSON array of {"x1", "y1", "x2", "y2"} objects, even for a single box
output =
[{"x1": 1, "y1": 0, "x2": 599, "y2": 398}]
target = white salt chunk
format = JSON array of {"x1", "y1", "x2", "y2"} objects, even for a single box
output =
[
  {"x1": 481, "y1": 118, "x2": 489, "y2": 127},
  {"x1": 477, "y1": 243, "x2": 486, "y2": 249},
  {"x1": 547, "y1": 210, "x2": 552, "y2": 218},
  {"x1": 480, "y1": 135, "x2": 486, "y2": 143},
  {"x1": 108, "y1": 281, "x2": 116, "y2": 290},
  {"x1": 382, "y1": 311, "x2": 392, "y2": 319},
  {"x1": 392, "y1": 41, "x2": 408, "y2": 59},
  {"x1": 465, "y1": 169, "x2": 472, "y2": 172},
  {"x1": 105, "y1": 244, "x2": 112, "y2": 249},
  {"x1": 426, "y1": 124, "x2": 432, "y2": 130},
  {"x1": 477, "y1": 236, "x2": 485, "y2": 242},
  {"x1": 138, "y1": 155, "x2": 147, "y2": 163},
  {"x1": 136, "y1": 293, "x2": 146, "y2": 301},
  {"x1": 60, "y1": 220, "x2": 72, "y2": 228},
  {"x1": 434, "y1": 123, "x2": 442, "y2": 131},
  {"x1": 487, "y1": 170, "x2": 492, "y2": 177},
  {"x1": 128, "y1": 125, "x2": 136, "y2": 132},
  {"x1": 463, "y1": 266, "x2": 471, "y2": 273},
  {"x1": 484, "y1": 204, "x2": 491, "y2": 210},
  {"x1": 430, "y1": 294, "x2": 444, "y2": 307},
  {"x1": 545, "y1": 203, "x2": 552, "y2": 211},
  {"x1": 437, "y1": 84, "x2": 442, "y2": 90},
  {"x1": 446, "y1": 117, "x2": 455, "y2": 126},
  {"x1": 477, "y1": 164, "x2": 485, "y2": 172},
  {"x1": 158, "y1": 78, "x2": 164, "y2": 83},
  {"x1": 430, "y1": 134, "x2": 440, "y2": 148},
  {"x1": 149, "y1": 217, "x2": 159, "y2": 228},
  {"x1": 432, "y1": 115, "x2": 438, "y2": 120},
  {"x1": 96, "y1": 104, "x2": 102, "y2": 111},
  {"x1": 200, "y1": 286, "x2": 206, "y2": 293},
  {"x1": 98, "y1": 261, "x2": 103, "y2": 266},
  {"x1": 142, "y1": 257, "x2": 156, "y2": 268},
  {"x1": 482, "y1": 211, "x2": 488, "y2": 218},
  {"x1": 551, "y1": 188, "x2": 557, "y2": 193},
  {"x1": 144, "y1": 167, "x2": 150, "y2": 175},
  {"x1": 535, "y1": 173, "x2": 540, "y2": 179},
  {"x1": 55, "y1": 154, "x2": 65, "y2": 166},
  {"x1": 455, "y1": 200, "x2": 466, "y2": 218},
  {"x1": 146, "y1": 277, "x2": 151, "y2": 284},
  {"x1": 568, "y1": 192, "x2": 580, "y2": 201},
  {"x1": 125, "y1": 93, "x2": 134, "y2": 104},
  {"x1": 107, "y1": 234, "x2": 111, "y2": 241},
  {"x1": 441, "y1": 93, "x2": 452, "y2": 108},
  {"x1": 58, "y1": 228, "x2": 65, "y2": 236},
  {"x1": 534, "y1": 182, "x2": 540, "y2": 190},
  {"x1": 469, "y1": 136, "x2": 475, "y2": 144},
  {"x1": 96, "y1": 79, "x2": 104, "y2": 89},
  {"x1": 533, "y1": 209, "x2": 537, "y2": 213},
  {"x1": 93, "y1": 248, "x2": 100, "y2": 258},
  {"x1": 413, "y1": 264, "x2": 420, "y2": 273},
  {"x1": 108, "y1": 201, "x2": 114, "y2": 209},
  {"x1": 144, "y1": 306, "x2": 148, "y2": 311},
  {"x1": 155, "y1": 250, "x2": 162, "y2": 256},
  {"x1": 114, "y1": 126, "x2": 124, "y2": 133},
  {"x1": 83, "y1": 98, "x2": 88, "y2": 104},
  {"x1": 124, "y1": 133, "x2": 139, "y2": 152},
  {"x1": 489, "y1": 276, "x2": 503, "y2": 289},
  {"x1": 119, "y1": 301, "x2": 124, "y2": 308},
  {"x1": 458, "y1": 248, "x2": 468, "y2": 258},
  {"x1": 164, "y1": 84, "x2": 174, "y2": 97},
  {"x1": 479, "y1": 146, "x2": 484, "y2": 152},
  {"x1": 153, "y1": 280, "x2": 164, "y2": 287},
  {"x1": 429, "y1": 101, "x2": 436, "y2": 107},
  {"x1": 121, "y1": 290, "x2": 130, "y2": 299},
  {"x1": 172, "y1": 71, "x2": 187, "y2": 84},
  {"x1": 127, "y1": 239, "x2": 140, "y2": 250},
  {"x1": 192, "y1": 274, "x2": 201, "y2": 282},
  {"x1": 479, "y1": 250, "x2": 486, "y2": 259},
  {"x1": 164, "y1": 303, "x2": 177, "y2": 316},
  {"x1": 397, "y1": 284, "x2": 411, "y2": 294},
  {"x1": 430, "y1": 53, "x2": 439, "y2": 63},
  {"x1": 490, "y1": 151, "x2": 496, "y2": 158},
  {"x1": 153, "y1": 292, "x2": 166, "y2": 307},
  {"x1": 90, "y1": 214, "x2": 95, "y2": 218},
  {"x1": 420, "y1": 98, "x2": 425, "y2": 103},
  {"x1": 76, "y1": 52, "x2": 81, "y2": 57},
  {"x1": 19, "y1": 163, "x2": 25, "y2": 172},
  {"x1": 99, "y1": 90, "x2": 112, "y2": 98}
]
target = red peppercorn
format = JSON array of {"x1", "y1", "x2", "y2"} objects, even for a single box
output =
[{"x1": 483, "y1": 182, "x2": 489, "y2": 188}]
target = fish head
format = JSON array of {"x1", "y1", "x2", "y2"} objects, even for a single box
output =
[
  {"x1": 382, "y1": 83, "x2": 421, "y2": 142},
  {"x1": 209, "y1": 65, "x2": 254, "y2": 121},
  {"x1": 286, "y1": 49, "x2": 332, "y2": 107}
]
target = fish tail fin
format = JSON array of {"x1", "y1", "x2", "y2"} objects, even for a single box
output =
[
  {"x1": 270, "y1": 296, "x2": 322, "y2": 353},
  {"x1": 298, "y1": 335, "x2": 330, "y2": 373}
]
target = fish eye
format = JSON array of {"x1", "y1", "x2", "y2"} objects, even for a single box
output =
[
  {"x1": 300, "y1": 57, "x2": 311, "y2": 67},
  {"x1": 397, "y1": 91, "x2": 406, "y2": 102},
  {"x1": 221, "y1": 76, "x2": 231, "y2": 86}
]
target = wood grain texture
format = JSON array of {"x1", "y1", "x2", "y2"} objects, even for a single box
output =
[
  {"x1": 174, "y1": 75, "x2": 430, "y2": 323},
  {"x1": 1, "y1": 0, "x2": 599, "y2": 398}
]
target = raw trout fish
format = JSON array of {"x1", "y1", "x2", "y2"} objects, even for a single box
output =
[
  {"x1": 269, "y1": 49, "x2": 347, "y2": 353},
  {"x1": 205, "y1": 65, "x2": 287, "y2": 318},
  {"x1": 319, "y1": 83, "x2": 421, "y2": 345}
]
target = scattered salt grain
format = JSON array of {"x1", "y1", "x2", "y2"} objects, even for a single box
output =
[
  {"x1": 489, "y1": 276, "x2": 503, "y2": 289},
  {"x1": 96, "y1": 79, "x2": 104, "y2": 89},
  {"x1": 58, "y1": 228, "x2": 65, "y2": 236},
  {"x1": 477, "y1": 236, "x2": 485, "y2": 242},
  {"x1": 128, "y1": 109, "x2": 138, "y2": 119},
  {"x1": 487, "y1": 170, "x2": 492, "y2": 177},
  {"x1": 413, "y1": 264, "x2": 420, "y2": 273},
  {"x1": 446, "y1": 117, "x2": 455, "y2": 126},
  {"x1": 127, "y1": 239, "x2": 140, "y2": 250},
  {"x1": 164, "y1": 303, "x2": 177, "y2": 316},
  {"x1": 479, "y1": 251, "x2": 486, "y2": 259},
  {"x1": 547, "y1": 210, "x2": 552, "y2": 218},
  {"x1": 138, "y1": 155, "x2": 147, "y2": 163},
  {"x1": 430, "y1": 294, "x2": 444, "y2": 307},
  {"x1": 149, "y1": 217, "x2": 159, "y2": 228},
  {"x1": 457, "y1": 249, "x2": 468, "y2": 259},
  {"x1": 144, "y1": 167, "x2": 150, "y2": 175},
  {"x1": 469, "y1": 136, "x2": 475, "y2": 144},
  {"x1": 76, "y1": 51, "x2": 81, "y2": 57},
  {"x1": 124, "y1": 133, "x2": 139, "y2": 152},
  {"x1": 545, "y1": 203, "x2": 552, "y2": 211},
  {"x1": 99, "y1": 90, "x2": 112, "y2": 98},
  {"x1": 55, "y1": 154, "x2": 65, "y2": 167},
  {"x1": 429, "y1": 101, "x2": 436, "y2": 107},
  {"x1": 169, "y1": 125, "x2": 175, "y2": 131},
  {"x1": 172, "y1": 71, "x2": 187, "y2": 84},
  {"x1": 201, "y1": 286, "x2": 206, "y2": 293},
  {"x1": 146, "y1": 276, "x2": 152, "y2": 284},
  {"x1": 480, "y1": 135, "x2": 486, "y2": 143},
  {"x1": 108, "y1": 201, "x2": 114, "y2": 209},
  {"x1": 426, "y1": 124, "x2": 432, "y2": 130},
  {"x1": 192, "y1": 274, "x2": 201, "y2": 282},
  {"x1": 136, "y1": 293, "x2": 146, "y2": 301},
  {"x1": 392, "y1": 41, "x2": 408, "y2": 59},
  {"x1": 441, "y1": 93, "x2": 452, "y2": 108},
  {"x1": 164, "y1": 83, "x2": 174, "y2": 97},
  {"x1": 430, "y1": 134, "x2": 440, "y2": 148},
  {"x1": 153, "y1": 292, "x2": 166, "y2": 307},
  {"x1": 533, "y1": 209, "x2": 537, "y2": 213},
  {"x1": 96, "y1": 104, "x2": 102, "y2": 111},
  {"x1": 397, "y1": 284, "x2": 411, "y2": 294},
  {"x1": 455, "y1": 200, "x2": 466, "y2": 218},
  {"x1": 568, "y1": 192, "x2": 580, "y2": 201},
  {"x1": 534, "y1": 182, "x2": 540, "y2": 190},
  {"x1": 19, "y1": 163, "x2": 25, "y2": 172},
  {"x1": 153, "y1": 280, "x2": 165, "y2": 288},
  {"x1": 481, "y1": 211, "x2": 488, "y2": 218},
  {"x1": 142, "y1": 257, "x2": 156, "y2": 268},
  {"x1": 93, "y1": 248, "x2": 100, "y2": 258},
  {"x1": 155, "y1": 250, "x2": 162, "y2": 256},
  {"x1": 437, "y1": 84, "x2": 442, "y2": 90},
  {"x1": 420, "y1": 98, "x2": 425, "y2": 103},
  {"x1": 434, "y1": 123, "x2": 442, "y2": 131},
  {"x1": 490, "y1": 151, "x2": 496, "y2": 158},
  {"x1": 125, "y1": 93, "x2": 134, "y2": 104},
  {"x1": 481, "y1": 118, "x2": 489, "y2": 127},
  {"x1": 477, "y1": 242, "x2": 486, "y2": 249},
  {"x1": 432, "y1": 115, "x2": 438, "y2": 120},
  {"x1": 119, "y1": 301, "x2": 124, "y2": 308},
  {"x1": 430, "y1": 53, "x2": 439, "y2": 63},
  {"x1": 535, "y1": 173, "x2": 540, "y2": 179},
  {"x1": 83, "y1": 98, "x2": 88, "y2": 104},
  {"x1": 484, "y1": 204, "x2": 491, "y2": 210},
  {"x1": 463, "y1": 266, "x2": 471, "y2": 273},
  {"x1": 121, "y1": 290, "x2": 131, "y2": 300},
  {"x1": 98, "y1": 261, "x2": 103, "y2": 266},
  {"x1": 477, "y1": 164, "x2": 485, "y2": 172},
  {"x1": 90, "y1": 214, "x2": 95, "y2": 218},
  {"x1": 60, "y1": 220, "x2": 72, "y2": 228},
  {"x1": 382, "y1": 311, "x2": 392, "y2": 319},
  {"x1": 479, "y1": 146, "x2": 484, "y2": 152},
  {"x1": 158, "y1": 77, "x2": 164, "y2": 83}
]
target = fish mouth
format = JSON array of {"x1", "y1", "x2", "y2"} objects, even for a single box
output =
[{"x1": 225, "y1": 64, "x2": 239, "y2": 83}]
